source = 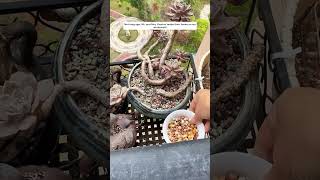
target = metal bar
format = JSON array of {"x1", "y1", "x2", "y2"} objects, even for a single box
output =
[
  {"x1": 110, "y1": 59, "x2": 141, "y2": 66},
  {"x1": 250, "y1": 28, "x2": 264, "y2": 48},
  {"x1": 0, "y1": 0, "x2": 97, "y2": 15},
  {"x1": 27, "y1": 12, "x2": 64, "y2": 32},
  {"x1": 258, "y1": 0, "x2": 291, "y2": 92},
  {"x1": 190, "y1": 54, "x2": 201, "y2": 91},
  {"x1": 245, "y1": 0, "x2": 257, "y2": 36}
]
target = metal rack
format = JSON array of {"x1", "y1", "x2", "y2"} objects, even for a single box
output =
[{"x1": 110, "y1": 54, "x2": 202, "y2": 147}]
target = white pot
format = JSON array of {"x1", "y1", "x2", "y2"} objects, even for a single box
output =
[{"x1": 162, "y1": 109, "x2": 205, "y2": 143}]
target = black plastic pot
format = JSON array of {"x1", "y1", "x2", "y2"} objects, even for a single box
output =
[
  {"x1": 212, "y1": 30, "x2": 261, "y2": 153},
  {"x1": 127, "y1": 61, "x2": 193, "y2": 119},
  {"x1": 53, "y1": 1, "x2": 107, "y2": 162}
]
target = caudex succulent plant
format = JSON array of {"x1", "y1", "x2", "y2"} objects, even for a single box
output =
[
  {"x1": 105, "y1": 0, "x2": 197, "y2": 150},
  {"x1": 109, "y1": 1, "x2": 194, "y2": 110},
  {"x1": 130, "y1": 0, "x2": 194, "y2": 98},
  {"x1": 212, "y1": 0, "x2": 262, "y2": 105}
]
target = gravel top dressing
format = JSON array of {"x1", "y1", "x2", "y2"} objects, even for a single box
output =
[
  {"x1": 130, "y1": 67, "x2": 187, "y2": 110},
  {"x1": 212, "y1": 33, "x2": 242, "y2": 139},
  {"x1": 293, "y1": 24, "x2": 320, "y2": 89},
  {"x1": 168, "y1": 116, "x2": 198, "y2": 143}
]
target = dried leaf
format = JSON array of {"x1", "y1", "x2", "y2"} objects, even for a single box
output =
[{"x1": 110, "y1": 114, "x2": 136, "y2": 150}]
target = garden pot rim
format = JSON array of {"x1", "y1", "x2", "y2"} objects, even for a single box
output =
[
  {"x1": 53, "y1": 1, "x2": 108, "y2": 162},
  {"x1": 197, "y1": 50, "x2": 210, "y2": 73},
  {"x1": 211, "y1": 30, "x2": 261, "y2": 153},
  {"x1": 197, "y1": 50, "x2": 210, "y2": 89},
  {"x1": 54, "y1": 1, "x2": 105, "y2": 136}
]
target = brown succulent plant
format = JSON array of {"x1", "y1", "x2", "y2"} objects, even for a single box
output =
[
  {"x1": 110, "y1": 113, "x2": 136, "y2": 150},
  {"x1": 211, "y1": 0, "x2": 262, "y2": 104},
  {"x1": 153, "y1": 30, "x2": 169, "y2": 42},
  {"x1": 166, "y1": 1, "x2": 193, "y2": 22},
  {"x1": 130, "y1": 1, "x2": 194, "y2": 98},
  {"x1": 110, "y1": 83, "x2": 144, "y2": 111},
  {"x1": 175, "y1": 49, "x2": 188, "y2": 62}
]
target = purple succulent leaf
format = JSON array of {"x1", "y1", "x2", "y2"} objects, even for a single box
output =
[
  {"x1": 160, "y1": 65, "x2": 172, "y2": 78},
  {"x1": 166, "y1": 1, "x2": 193, "y2": 22}
]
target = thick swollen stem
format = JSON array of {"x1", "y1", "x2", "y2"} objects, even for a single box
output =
[
  {"x1": 156, "y1": 73, "x2": 192, "y2": 98},
  {"x1": 144, "y1": 55, "x2": 154, "y2": 78},
  {"x1": 159, "y1": 30, "x2": 177, "y2": 68},
  {"x1": 138, "y1": 49, "x2": 153, "y2": 79},
  {"x1": 137, "y1": 48, "x2": 146, "y2": 61},
  {"x1": 213, "y1": 47, "x2": 262, "y2": 103},
  {"x1": 128, "y1": 87, "x2": 145, "y2": 95},
  {"x1": 141, "y1": 60, "x2": 172, "y2": 85},
  {"x1": 145, "y1": 40, "x2": 159, "y2": 56},
  {"x1": 40, "y1": 81, "x2": 106, "y2": 119},
  {"x1": 144, "y1": 40, "x2": 160, "y2": 78},
  {"x1": 112, "y1": 86, "x2": 146, "y2": 106}
]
